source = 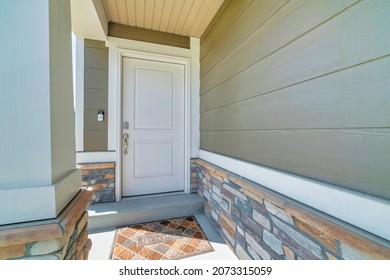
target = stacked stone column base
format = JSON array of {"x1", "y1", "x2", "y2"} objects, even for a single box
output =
[{"x1": 0, "y1": 189, "x2": 93, "y2": 260}]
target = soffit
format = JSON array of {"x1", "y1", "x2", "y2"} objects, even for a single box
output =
[{"x1": 101, "y1": 0, "x2": 225, "y2": 38}]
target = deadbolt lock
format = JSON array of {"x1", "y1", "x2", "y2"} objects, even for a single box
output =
[{"x1": 123, "y1": 121, "x2": 129, "y2": 130}]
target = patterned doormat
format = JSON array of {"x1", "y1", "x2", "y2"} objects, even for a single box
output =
[{"x1": 111, "y1": 216, "x2": 214, "y2": 260}]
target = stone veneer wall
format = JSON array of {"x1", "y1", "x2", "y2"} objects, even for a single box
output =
[
  {"x1": 0, "y1": 190, "x2": 93, "y2": 260},
  {"x1": 190, "y1": 162, "x2": 199, "y2": 193},
  {"x1": 193, "y1": 159, "x2": 390, "y2": 260},
  {"x1": 79, "y1": 162, "x2": 115, "y2": 204}
]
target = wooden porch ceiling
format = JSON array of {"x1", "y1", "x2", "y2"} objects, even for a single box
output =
[{"x1": 101, "y1": 0, "x2": 225, "y2": 38}]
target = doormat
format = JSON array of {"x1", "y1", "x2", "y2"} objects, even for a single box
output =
[{"x1": 111, "y1": 216, "x2": 214, "y2": 260}]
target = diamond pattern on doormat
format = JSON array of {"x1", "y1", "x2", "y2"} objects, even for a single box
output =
[{"x1": 111, "y1": 216, "x2": 214, "y2": 260}]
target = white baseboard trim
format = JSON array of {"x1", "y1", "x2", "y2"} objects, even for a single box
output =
[{"x1": 199, "y1": 150, "x2": 390, "y2": 241}]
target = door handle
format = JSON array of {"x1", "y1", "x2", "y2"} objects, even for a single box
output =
[{"x1": 123, "y1": 133, "x2": 129, "y2": 155}]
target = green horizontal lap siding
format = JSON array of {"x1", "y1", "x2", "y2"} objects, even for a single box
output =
[
  {"x1": 201, "y1": 129, "x2": 390, "y2": 199},
  {"x1": 201, "y1": 0, "x2": 389, "y2": 111},
  {"x1": 200, "y1": 0, "x2": 257, "y2": 61},
  {"x1": 84, "y1": 89, "x2": 108, "y2": 110},
  {"x1": 84, "y1": 39, "x2": 108, "y2": 151},
  {"x1": 201, "y1": 58, "x2": 390, "y2": 131},
  {"x1": 200, "y1": 0, "x2": 360, "y2": 96},
  {"x1": 200, "y1": 0, "x2": 390, "y2": 199}
]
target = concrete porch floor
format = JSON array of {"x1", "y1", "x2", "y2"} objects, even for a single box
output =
[{"x1": 87, "y1": 194, "x2": 238, "y2": 260}]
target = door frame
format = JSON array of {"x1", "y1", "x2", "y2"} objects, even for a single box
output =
[{"x1": 111, "y1": 47, "x2": 191, "y2": 201}]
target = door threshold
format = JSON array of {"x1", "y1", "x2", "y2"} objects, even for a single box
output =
[{"x1": 120, "y1": 190, "x2": 187, "y2": 202}]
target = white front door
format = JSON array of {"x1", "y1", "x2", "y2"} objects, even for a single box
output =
[{"x1": 121, "y1": 57, "x2": 185, "y2": 197}]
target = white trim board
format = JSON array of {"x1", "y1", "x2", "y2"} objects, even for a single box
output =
[
  {"x1": 0, "y1": 169, "x2": 81, "y2": 225},
  {"x1": 199, "y1": 150, "x2": 390, "y2": 241},
  {"x1": 73, "y1": 35, "x2": 84, "y2": 152},
  {"x1": 76, "y1": 151, "x2": 116, "y2": 163}
]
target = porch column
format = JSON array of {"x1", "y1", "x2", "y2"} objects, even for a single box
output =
[
  {"x1": 0, "y1": 0, "x2": 81, "y2": 224},
  {"x1": 0, "y1": 0, "x2": 93, "y2": 260}
]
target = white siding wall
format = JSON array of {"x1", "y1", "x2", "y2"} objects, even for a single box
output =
[{"x1": 0, "y1": 0, "x2": 52, "y2": 188}]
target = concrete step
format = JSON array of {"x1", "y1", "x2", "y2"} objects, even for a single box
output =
[{"x1": 87, "y1": 193, "x2": 204, "y2": 231}]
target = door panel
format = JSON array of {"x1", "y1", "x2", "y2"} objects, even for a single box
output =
[
  {"x1": 134, "y1": 141, "x2": 174, "y2": 178},
  {"x1": 134, "y1": 68, "x2": 174, "y2": 129},
  {"x1": 122, "y1": 57, "x2": 185, "y2": 196}
]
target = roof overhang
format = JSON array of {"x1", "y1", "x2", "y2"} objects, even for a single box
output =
[{"x1": 71, "y1": 0, "x2": 108, "y2": 40}]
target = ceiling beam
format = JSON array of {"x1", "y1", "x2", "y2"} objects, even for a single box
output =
[{"x1": 108, "y1": 23, "x2": 191, "y2": 49}]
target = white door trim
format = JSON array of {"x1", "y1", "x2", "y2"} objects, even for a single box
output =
[
  {"x1": 73, "y1": 34, "x2": 84, "y2": 152},
  {"x1": 110, "y1": 47, "x2": 191, "y2": 201}
]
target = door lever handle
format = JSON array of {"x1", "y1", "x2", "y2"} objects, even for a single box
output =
[{"x1": 123, "y1": 133, "x2": 129, "y2": 155}]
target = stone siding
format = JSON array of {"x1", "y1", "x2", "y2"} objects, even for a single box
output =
[
  {"x1": 192, "y1": 159, "x2": 390, "y2": 260},
  {"x1": 0, "y1": 190, "x2": 93, "y2": 260},
  {"x1": 190, "y1": 162, "x2": 199, "y2": 193},
  {"x1": 79, "y1": 162, "x2": 115, "y2": 204}
]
